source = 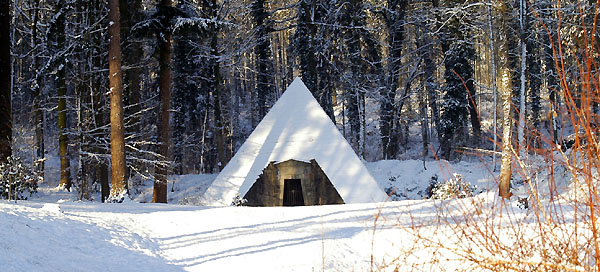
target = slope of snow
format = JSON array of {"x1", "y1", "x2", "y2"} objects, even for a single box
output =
[
  {"x1": 0, "y1": 199, "x2": 440, "y2": 271},
  {"x1": 132, "y1": 174, "x2": 218, "y2": 204},
  {"x1": 204, "y1": 77, "x2": 387, "y2": 206},
  {"x1": 367, "y1": 159, "x2": 497, "y2": 200},
  {"x1": 0, "y1": 202, "x2": 181, "y2": 272},
  {"x1": 1, "y1": 158, "x2": 583, "y2": 271}
]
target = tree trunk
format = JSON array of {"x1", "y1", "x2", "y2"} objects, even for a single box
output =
[
  {"x1": 153, "y1": 0, "x2": 172, "y2": 203},
  {"x1": 542, "y1": 2, "x2": 559, "y2": 144},
  {"x1": 55, "y1": 2, "x2": 71, "y2": 190},
  {"x1": 108, "y1": 0, "x2": 127, "y2": 201},
  {"x1": 380, "y1": 0, "x2": 407, "y2": 159},
  {"x1": 498, "y1": 0, "x2": 513, "y2": 199},
  {"x1": 517, "y1": 0, "x2": 527, "y2": 158},
  {"x1": 296, "y1": 0, "x2": 324, "y2": 115},
  {"x1": 93, "y1": 58, "x2": 110, "y2": 202},
  {"x1": 0, "y1": 0, "x2": 11, "y2": 163},
  {"x1": 120, "y1": 0, "x2": 142, "y2": 178},
  {"x1": 421, "y1": 31, "x2": 440, "y2": 148},
  {"x1": 488, "y1": 5, "x2": 498, "y2": 169},
  {"x1": 31, "y1": 0, "x2": 44, "y2": 176},
  {"x1": 210, "y1": 0, "x2": 229, "y2": 171},
  {"x1": 252, "y1": 0, "x2": 274, "y2": 120},
  {"x1": 420, "y1": 92, "x2": 429, "y2": 164}
]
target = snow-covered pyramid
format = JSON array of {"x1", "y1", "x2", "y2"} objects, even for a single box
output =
[{"x1": 203, "y1": 77, "x2": 386, "y2": 206}]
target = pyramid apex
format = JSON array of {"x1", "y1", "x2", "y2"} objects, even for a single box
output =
[
  {"x1": 286, "y1": 77, "x2": 309, "y2": 93},
  {"x1": 202, "y1": 77, "x2": 387, "y2": 206}
]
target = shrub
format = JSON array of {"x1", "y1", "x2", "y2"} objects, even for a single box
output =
[
  {"x1": 231, "y1": 193, "x2": 247, "y2": 206},
  {"x1": 0, "y1": 155, "x2": 39, "y2": 200},
  {"x1": 429, "y1": 173, "x2": 476, "y2": 200}
]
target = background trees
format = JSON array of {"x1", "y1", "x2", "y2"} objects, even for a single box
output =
[
  {"x1": 0, "y1": 0, "x2": 11, "y2": 163},
  {"x1": 3, "y1": 0, "x2": 591, "y2": 201}
]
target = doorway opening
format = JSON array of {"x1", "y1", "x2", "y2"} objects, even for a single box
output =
[{"x1": 283, "y1": 179, "x2": 304, "y2": 206}]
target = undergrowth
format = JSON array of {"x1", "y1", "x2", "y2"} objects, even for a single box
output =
[{"x1": 374, "y1": 2, "x2": 600, "y2": 270}]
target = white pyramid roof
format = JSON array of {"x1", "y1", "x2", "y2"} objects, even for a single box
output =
[{"x1": 202, "y1": 77, "x2": 387, "y2": 206}]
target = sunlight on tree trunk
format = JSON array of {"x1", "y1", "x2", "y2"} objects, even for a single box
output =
[
  {"x1": 108, "y1": 0, "x2": 127, "y2": 202},
  {"x1": 498, "y1": 0, "x2": 513, "y2": 199},
  {"x1": 55, "y1": 1, "x2": 71, "y2": 191}
]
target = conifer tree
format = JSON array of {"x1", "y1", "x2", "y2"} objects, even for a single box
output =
[
  {"x1": 380, "y1": 0, "x2": 408, "y2": 159},
  {"x1": 50, "y1": 0, "x2": 72, "y2": 190},
  {"x1": 293, "y1": 0, "x2": 335, "y2": 121},
  {"x1": 108, "y1": 0, "x2": 127, "y2": 201},
  {"x1": 153, "y1": 0, "x2": 174, "y2": 203},
  {"x1": 252, "y1": 0, "x2": 275, "y2": 120},
  {"x1": 439, "y1": 1, "x2": 478, "y2": 160},
  {"x1": 0, "y1": 0, "x2": 11, "y2": 163}
]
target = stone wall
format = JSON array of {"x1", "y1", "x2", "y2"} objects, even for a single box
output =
[{"x1": 243, "y1": 159, "x2": 344, "y2": 206}]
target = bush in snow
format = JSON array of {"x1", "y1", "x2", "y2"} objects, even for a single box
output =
[
  {"x1": 429, "y1": 173, "x2": 476, "y2": 200},
  {"x1": 385, "y1": 186, "x2": 405, "y2": 201},
  {"x1": 0, "y1": 155, "x2": 39, "y2": 200},
  {"x1": 231, "y1": 193, "x2": 247, "y2": 206}
]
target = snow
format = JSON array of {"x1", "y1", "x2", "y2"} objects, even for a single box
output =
[
  {"x1": 0, "y1": 199, "x2": 411, "y2": 271},
  {"x1": 40, "y1": 203, "x2": 61, "y2": 214},
  {"x1": 133, "y1": 174, "x2": 217, "y2": 205},
  {"x1": 367, "y1": 159, "x2": 496, "y2": 200},
  {"x1": 0, "y1": 157, "x2": 588, "y2": 271},
  {"x1": 204, "y1": 77, "x2": 387, "y2": 206}
]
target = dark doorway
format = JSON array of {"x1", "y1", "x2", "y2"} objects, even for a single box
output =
[{"x1": 283, "y1": 179, "x2": 304, "y2": 206}]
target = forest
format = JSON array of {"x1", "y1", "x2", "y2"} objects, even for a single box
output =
[{"x1": 0, "y1": 0, "x2": 597, "y2": 203}]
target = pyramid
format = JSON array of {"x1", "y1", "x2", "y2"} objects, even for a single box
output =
[{"x1": 202, "y1": 77, "x2": 387, "y2": 206}]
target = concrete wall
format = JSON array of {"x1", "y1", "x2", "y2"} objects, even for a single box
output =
[{"x1": 243, "y1": 159, "x2": 344, "y2": 206}]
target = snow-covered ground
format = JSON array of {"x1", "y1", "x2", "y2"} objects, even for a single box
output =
[
  {"x1": 0, "y1": 158, "x2": 578, "y2": 271},
  {"x1": 367, "y1": 159, "x2": 496, "y2": 200},
  {"x1": 2, "y1": 198, "x2": 451, "y2": 271}
]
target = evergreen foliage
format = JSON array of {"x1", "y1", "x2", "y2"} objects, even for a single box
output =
[
  {"x1": 429, "y1": 173, "x2": 476, "y2": 200},
  {"x1": 0, "y1": 156, "x2": 39, "y2": 200},
  {"x1": 439, "y1": 14, "x2": 475, "y2": 160},
  {"x1": 4, "y1": 0, "x2": 596, "y2": 201}
]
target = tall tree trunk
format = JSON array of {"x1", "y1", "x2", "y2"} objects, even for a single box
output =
[
  {"x1": 421, "y1": 30, "x2": 440, "y2": 148},
  {"x1": 517, "y1": 0, "x2": 527, "y2": 158},
  {"x1": 153, "y1": 0, "x2": 172, "y2": 203},
  {"x1": 528, "y1": 38, "x2": 541, "y2": 145},
  {"x1": 252, "y1": 0, "x2": 274, "y2": 120},
  {"x1": 498, "y1": 0, "x2": 513, "y2": 199},
  {"x1": 344, "y1": 0, "x2": 365, "y2": 153},
  {"x1": 108, "y1": 0, "x2": 127, "y2": 201},
  {"x1": 542, "y1": 3, "x2": 559, "y2": 144},
  {"x1": 56, "y1": 2, "x2": 71, "y2": 190},
  {"x1": 380, "y1": 0, "x2": 407, "y2": 159},
  {"x1": 295, "y1": 0, "x2": 330, "y2": 118},
  {"x1": 120, "y1": 0, "x2": 142, "y2": 178},
  {"x1": 488, "y1": 5, "x2": 498, "y2": 169},
  {"x1": 84, "y1": 0, "x2": 110, "y2": 202},
  {"x1": 92, "y1": 56, "x2": 110, "y2": 202},
  {"x1": 420, "y1": 91, "x2": 428, "y2": 164},
  {"x1": 0, "y1": 0, "x2": 10, "y2": 164},
  {"x1": 210, "y1": 0, "x2": 229, "y2": 171},
  {"x1": 417, "y1": 28, "x2": 430, "y2": 164},
  {"x1": 30, "y1": 0, "x2": 44, "y2": 176}
]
